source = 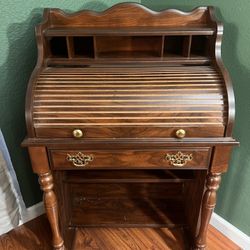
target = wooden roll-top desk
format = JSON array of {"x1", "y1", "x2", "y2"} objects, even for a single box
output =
[{"x1": 22, "y1": 3, "x2": 238, "y2": 249}]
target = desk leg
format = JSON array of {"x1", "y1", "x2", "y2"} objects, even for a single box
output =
[
  {"x1": 195, "y1": 173, "x2": 221, "y2": 250},
  {"x1": 39, "y1": 171, "x2": 64, "y2": 250},
  {"x1": 28, "y1": 147, "x2": 65, "y2": 249}
]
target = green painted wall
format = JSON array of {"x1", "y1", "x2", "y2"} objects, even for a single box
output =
[
  {"x1": 0, "y1": 0, "x2": 249, "y2": 235},
  {"x1": 0, "y1": 0, "x2": 140, "y2": 207}
]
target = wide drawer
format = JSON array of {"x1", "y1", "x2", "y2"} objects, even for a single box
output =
[{"x1": 50, "y1": 147, "x2": 211, "y2": 170}]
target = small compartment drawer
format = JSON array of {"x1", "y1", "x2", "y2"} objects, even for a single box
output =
[
  {"x1": 35, "y1": 126, "x2": 225, "y2": 139},
  {"x1": 50, "y1": 148, "x2": 211, "y2": 170}
]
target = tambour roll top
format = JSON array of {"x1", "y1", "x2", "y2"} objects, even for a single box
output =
[
  {"x1": 33, "y1": 65, "x2": 227, "y2": 138},
  {"x1": 25, "y1": 3, "x2": 235, "y2": 139}
]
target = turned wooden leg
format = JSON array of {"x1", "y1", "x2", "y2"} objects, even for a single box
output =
[
  {"x1": 195, "y1": 173, "x2": 221, "y2": 250},
  {"x1": 39, "y1": 171, "x2": 64, "y2": 250}
]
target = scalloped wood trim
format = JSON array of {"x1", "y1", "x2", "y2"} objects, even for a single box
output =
[{"x1": 43, "y1": 3, "x2": 211, "y2": 28}]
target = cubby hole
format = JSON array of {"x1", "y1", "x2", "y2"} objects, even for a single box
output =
[
  {"x1": 95, "y1": 36, "x2": 162, "y2": 58},
  {"x1": 48, "y1": 37, "x2": 68, "y2": 58},
  {"x1": 73, "y1": 36, "x2": 94, "y2": 58},
  {"x1": 191, "y1": 35, "x2": 209, "y2": 57},
  {"x1": 164, "y1": 36, "x2": 187, "y2": 57}
]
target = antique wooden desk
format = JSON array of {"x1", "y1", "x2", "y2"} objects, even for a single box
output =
[{"x1": 22, "y1": 3, "x2": 238, "y2": 249}]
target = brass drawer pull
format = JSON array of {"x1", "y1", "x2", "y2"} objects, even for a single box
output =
[
  {"x1": 165, "y1": 151, "x2": 193, "y2": 167},
  {"x1": 176, "y1": 129, "x2": 186, "y2": 138},
  {"x1": 72, "y1": 129, "x2": 83, "y2": 138},
  {"x1": 66, "y1": 152, "x2": 93, "y2": 167}
]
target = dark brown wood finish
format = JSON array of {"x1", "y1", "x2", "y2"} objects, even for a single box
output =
[
  {"x1": 23, "y1": 3, "x2": 238, "y2": 250},
  {"x1": 208, "y1": 7, "x2": 236, "y2": 137},
  {"x1": 50, "y1": 148, "x2": 211, "y2": 170},
  {"x1": 195, "y1": 173, "x2": 222, "y2": 249},
  {"x1": 183, "y1": 170, "x2": 207, "y2": 245},
  {"x1": 33, "y1": 66, "x2": 227, "y2": 139},
  {"x1": 28, "y1": 147, "x2": 64, "y2": 249}
]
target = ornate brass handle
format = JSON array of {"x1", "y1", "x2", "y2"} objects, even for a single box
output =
[
  {"x1": 66, "y1": 152, "x2": 93, "y2": 167},
  {"x1": 165, "y1": 151, "x2": 193, "y2": 167}
]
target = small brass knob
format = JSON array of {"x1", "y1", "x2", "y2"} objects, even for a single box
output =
[
  {"x1": 72, "y1": 129, "x2": 83, "y2": 138},
  {"x1": 176, "y1": 129, "x2": 186, "y2": 139}
]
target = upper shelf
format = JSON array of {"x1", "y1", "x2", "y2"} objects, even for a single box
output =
[{"x1": 44, "y1": 27, "x2": 215, "y2": 36}]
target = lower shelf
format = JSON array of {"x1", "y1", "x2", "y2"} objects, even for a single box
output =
[
  {"x1": 68, "y1": 181, "x2": 186, "y2": 227},
  {"x1": 72, "y1": 227, "x2": 189, "y2": 250},
  {"x1": 65, "y1": 170, "x2": 192, "y2": 227},
  {"x1": 70, "y1": 197, "x2": 185, "y2": 227}
]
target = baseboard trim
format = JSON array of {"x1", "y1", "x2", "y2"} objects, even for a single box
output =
[
  {"x1": 20, "y1": 203, "x2": 250, "y2": 249},
  {"x1": 20, "y1": 202, "x2": 45, "y2": 225},
  {"x1": 211, "y1": 213, "x2": 250, "y2": 250}
]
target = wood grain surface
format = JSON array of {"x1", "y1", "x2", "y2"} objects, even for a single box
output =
[
  {"x1": 33, "y1": 66, "x2": 227, "y2": 139},
  {"x1": 0, "y1": 215, "x2": 241, "y2": 250},
  {"x1": 50, "y1": 147, "x2": 211, "y2": 170}
]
